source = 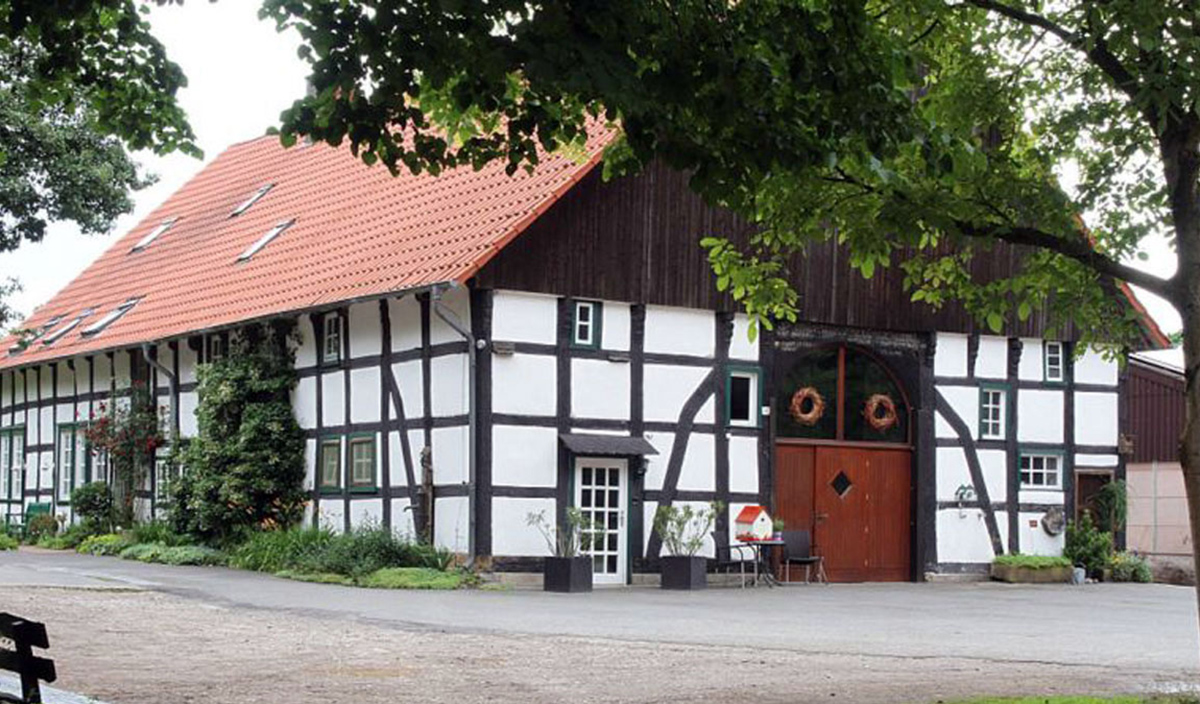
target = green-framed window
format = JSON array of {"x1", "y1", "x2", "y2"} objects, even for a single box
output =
[
  {"x1": 0, "y1": 427, "x2": 24, "y2": 502},
  {"x1": 1019, "y1": 452, "x2": 1063, "y2": 489},
  {"x1": 349, "y1": 435, "x2": 376, "y2": 489},
  {"x1": 57, "y1": 424, "x2": 88, "y2": 502},
  {"x1": 318, "y1": 438, "x2": 342, "y2": 493},
  {"x1": 978, "y1": 384, "x2": 1007, "y2": 440},
  {"x1": 571, "y1": 300, "x2": 602, "y2": 349},
  {"x1": 1043, "y1": 341, "x2": 1065, "y2": 383},
  {"x1": 726, "y1": 366, "x2": 761, "y2": 428}
]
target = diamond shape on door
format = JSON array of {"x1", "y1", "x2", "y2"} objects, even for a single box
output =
[{"x1": 831, "y1": 470, "x2": 853, "y2": 498}]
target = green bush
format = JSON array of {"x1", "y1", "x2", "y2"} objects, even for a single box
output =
[
  {"x1": 71, "y1": 482, "x2": 114, "y2": 531},
  {"x1": 0, "y1": 533, "x2": 19, "y2": 551},
  {"x1": 158, "y1": 545, "x2": 227, "y2": 566},
  {"x1": 128, "y1": 521, "x2": 192, "y2": 547},
  {"x1": 1064, "y1": 513, "x2": 1113, "y2": 577},
  {"x1": 1111, "y1": 551, "x2": 1153, "y2": 583},
  {"x1": 360, "y1": 567, "x2": 464, "y2": 590},
  {"x1": 993, "y1": 554, "x2": 1071, "y2": 569},
  {"x1": 120, "y1": 542, "x2": 168, "y2": 562},
  {"x1": 229, "y1": 527, "x2": 333, "y2": 573},
  {"x1": 26, "y1": 513, "x2": 59, "y2": 542},
  {"x1": 296, "y1": 525, "x2": 422, "y2": 578},
  {"x1": 77, "y1": 533, "x2": 130, "y2": 556},
  {"x1": 36, "y1": 535, "x2": 71, "y2": 550}
]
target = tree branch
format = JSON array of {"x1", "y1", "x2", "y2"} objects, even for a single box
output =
[{"x1": 955, "y1": 220, "x2": 1179, "y2": 302}]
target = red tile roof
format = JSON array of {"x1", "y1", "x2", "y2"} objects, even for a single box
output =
[{"x1": 0, "y1": 131, "x2": 611, "y2": 369}]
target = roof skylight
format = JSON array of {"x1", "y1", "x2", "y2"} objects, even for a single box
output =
[
  {"x1": 81, "y1": 298, "x2": 140, "y2": 337},
  {"x1": 131, "y1": 217, "x2": 179, "y2": 253},
  {"x1": 230, "y1": 184, "x2": 274, "y2": 217},
  {"x1": 237, "y1": 219, "x2": 295, "y2": 262},
  {"x1": 42, "y1": 309, "x2": 94, "y2": 346}
]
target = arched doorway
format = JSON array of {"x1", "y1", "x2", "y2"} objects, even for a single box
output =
[{"x1": 774, "y1": 345, "x2": 913, "y2": 582}]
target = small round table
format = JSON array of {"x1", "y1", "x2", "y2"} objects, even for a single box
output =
[{"x1": 737, "y1": 538, "x2": 785, "y2": 587}]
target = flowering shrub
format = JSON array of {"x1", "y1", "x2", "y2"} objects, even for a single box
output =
[{"x1": 83, "y1": 382, "x2": 164, "y2": 527}]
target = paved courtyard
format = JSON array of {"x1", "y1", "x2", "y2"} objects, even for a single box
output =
[{"x1": 1, "y1": 548, "x2": 1198, "y2": 703}]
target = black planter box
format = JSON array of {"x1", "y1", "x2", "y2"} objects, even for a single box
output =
[
  {"x1": 544, "y1": 556, "x2": 593, "y2": 592},
  {"x1": 660, "y1": 555, "x2": 708, "y2": 590}
]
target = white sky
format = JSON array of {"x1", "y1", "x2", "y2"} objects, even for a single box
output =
[{"x1": 0, "y1": 2, "x2": 1185, "y2": 367}]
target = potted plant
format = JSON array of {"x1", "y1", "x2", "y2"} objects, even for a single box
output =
[
  {"x1": 653, "y1": 502, "x2": 722, "y2": 590},
  {"x1": 990, "y1": 554, "x2": 1073, "y2": 583},
  {"x1": 772, "y1": 518, "x2": 785, "y2": 539},
  {"x1": 527, "y1": 508, "x2": 595, "y2": 593}
]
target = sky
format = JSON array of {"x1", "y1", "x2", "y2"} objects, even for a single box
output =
[{"x1": 0, "y1": 2, "x2": 1185, "y2": 367}]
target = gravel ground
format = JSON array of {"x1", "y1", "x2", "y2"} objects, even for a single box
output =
[{"x1": 3, "y1": 585, "x2": 1196, "y2": 704}]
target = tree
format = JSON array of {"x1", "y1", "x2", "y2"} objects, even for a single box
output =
[
  {"x1": 0, "y1": 0, "x2": 198, "y2": 328},
  {"x1": 261, "y1": 0, "x2": 1200, "y2": 643}
]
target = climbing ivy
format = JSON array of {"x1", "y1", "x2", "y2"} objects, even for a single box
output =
[
  {"x1": 83, "y1": 382, "x2": 164, "y2": 528},
  {"x1": 172, "y1": 321, "x2": 306, "y2": 544}
]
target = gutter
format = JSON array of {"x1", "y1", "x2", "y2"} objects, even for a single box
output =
[
  {"x1": 141, "y1": 343, "x2": 179, "y2": 443},
  {"x1": 431, "y1": 282, "x2": 478, "y2": 565}
]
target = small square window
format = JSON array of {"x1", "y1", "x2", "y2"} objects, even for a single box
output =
[
  {"x1": 727, "y1": 369, "x2": 759, "y2": 427},
  {"x1": 349, "y1": 437, "x2": 376, "y2": 488},
  {"x1": 1020, "y1": 454, "x2": 1061, "y2": 489},
  {"x1": 207, "y1": 335, "x2": 227, "y2": 363},
  {"x1": 322, "y1": 313, "x2": 342, "y2": 365},
  {"x1": 319, "y1": 439, "x2": 341, "y2": 491},
  {"x1": 979, "y1": 387, "x2": 1006, "y2": 440},
  {"x1": 572, "y1": 301, "x2": 601, "y2": 348},
  {"x1": 1044, "y1": 341, "x2": 1064, "y2": 382}
]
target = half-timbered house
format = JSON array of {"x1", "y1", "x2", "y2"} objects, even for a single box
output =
[{"x1": 0, "y1": 129, "x2": 1168, "y2": 582}]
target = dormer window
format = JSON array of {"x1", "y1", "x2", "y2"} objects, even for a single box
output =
[
  {"x1": 33, "y1": 316, "x2": 65, "y2": 340},
  {"x1": 81, "y1": 298, "x2": 139, "y2": 337},
  {"x1": 231, "y1": 184, "x2": 274, "y2": 217},
  {"x1": 131, "y1": 217, "x2": 179, "y2": 253},
  {"x1": 42, "y1": 309, "x2": 93, "y2": 346},
  {"x1": 237, "y1": 219, "x2": 294, "y2": 262}
]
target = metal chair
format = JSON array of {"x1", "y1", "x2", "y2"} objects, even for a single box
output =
[
  {"x1": 781, "y1": 530, "x2": 827, "y2": 584},
  {"x1": 711, "y1": 530, "x2": 753, "y2": 588}
]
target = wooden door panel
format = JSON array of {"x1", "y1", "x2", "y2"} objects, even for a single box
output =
[{"x1": 775, "y1": 445, "x2": 814, "y2": 534}]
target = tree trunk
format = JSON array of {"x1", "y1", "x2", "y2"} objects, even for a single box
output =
[{"x1": 1178, "y1": 248, "x2": 1200, "y2": 652}]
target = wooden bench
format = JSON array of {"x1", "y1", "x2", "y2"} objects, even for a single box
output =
[{"x1": 0, "y1": 613, "x2": 56, "y2": 704}]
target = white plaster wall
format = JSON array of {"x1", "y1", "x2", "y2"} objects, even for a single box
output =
[
  {"x1": 644, "y1": 306, "x2": 713, "y2": 358},
  {"x1": 934, "y1": 385, "x2": 978, "y2": 439},
  {"x1": 1075, "y1": 391, "x2": 1119, "y2": 446},
  {"x1": 431, "y1": 425, "x2": 468, "y2": 486},
  {"x1": 1018, "y1": 511, "x2": 1064, "y2": 556},
  {"x1": 1018, "y1": 339, "x2": 1043, "y2": 381},
  {"x1": 491, "y1": 353, "x2": 555, "y2": 416},
  {"x1": 431, "y1": 354, "x2": 469, "y2": 417},
  {"x1": 348, "y1": 302, "x2": 382, "y2": 359},
  {"x1": 390, "y1": 498, "x2": 416, "y2": 538},
  {"x1": 293, "y1": 377, "x2": 317, "y2": 429},
  {"x1": 1076, "y1": 453, "x2": 1118, "y2": 467},
  {"x1": 729, "y1": 315, "x2": 759, "y2": 362},
  {"x1": 55, "y1": 362, "x2": 72, "y2": 397},
  {"x1": 601, "y1": 302, "x2": 631, "y2": 352},
  {"x1": 936, "y1": 447, "x2": 1007, "y2": 503},
  {"x1": 492, "y1": 425, "x2": 558, "y2": 487},
  {"x1": 317, "y1": 500, "x2": 345, "y2": 533},
  {"x1": 937, "y1": 508, "x2": 1007, "y2": 563},
  {"x1": 571, "y1": 358, "x2": 630, "y2": 420},
  {"x1": 492, "y1": 291, "x2": 557, "y2": 344},
  {"x1": 1017, "y1": 389, "x2": 1064, "y2": 444},
  {"x1": 392, "y1": 360, "x2": 424, "y2": 418},
  {"x1": 934, "y1": 333, "x2": 969, "y2": 377},
  {"x1": 179, "y1": 391, "x2": 199, "y2": 437},
  {"x1": 113, "y1": 353, "x2": 130, "y2": 385},
  {"x1": 348, "y1": 498, "x2": 384, "y2": 528},
  {"x1": 728, "y1": 435, "x2": 759, "y2": 495},
  {"x1": 1075, "y1": 347, "x2": 1119, "y2": 386},
  {"x1": 320, "y1": 372, "x2": 344, "y2": 427},
  {"x1": 643, "y1": 432, "x2": 675, "y2": 491},
  {"x1": 428, "y1": 286, "x2": 471, "y2": 346},
  {"x1": 975, "y1": 337, "x2": 1008, "y2": 379},
  {"x1": 493, "y1": 497, "x2": 556, "y2": 556},
  {"x1": 434, "y1": 496, "x2": 469, "y2": 551},
  {"x1": 294, "y1": 315, "x2": 317, "y2": 368},
  {"x1": 349, "y1": 367, "x2": 381, "y2": 424},
  {"x1": 388, "y1": 296, "x2": 423, "y2": 352},
  {"x1": 676, "y1": 433, "x2": 715, "y2": 492},
  {"x1": 642, "y1": 500, "x2": 659, "y2": 552},
  {"x1": 644, "y1": 365, "x2": 714, "y2": 424},
  {"x1": 303, "y1": 439, "x2": 316, "y2": 491},
  {"x1": 1019, "y1": 489, "x2": 1064, "y2": 505}
]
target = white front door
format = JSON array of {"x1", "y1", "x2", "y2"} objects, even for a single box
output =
[{"x1": 575, "y1": 457, "x2": 627, "y2": 585}]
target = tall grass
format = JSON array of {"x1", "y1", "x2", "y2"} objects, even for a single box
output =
[
  {"x1": 229, "y1": 527, "x2": 334, "y2": 573},
  {"x1": 230, "y1": 525, "x2": 452, "y2": 578}
]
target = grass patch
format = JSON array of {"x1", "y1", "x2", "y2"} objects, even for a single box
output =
[
  {"x1": 992, "y1": 554, "x2": 1072, "y2": 569},
  {"x1": 119, "y1": 542, "x2": 226, "y2": 566},
  {"x1": 77, "y1": 533, "x2": 131, "y2": 556},
  {"x1": 359, "y1": 567, "x2": 465, "y2": 590},
  {"x1": 228, "y1": 527, "x2": 333, "y2": 573},
  {"x1": 0, "y1": 533, "x2": 18, "y2": 551},
  {"x1": 274, "y1": 570, "x2": 355, "y2": 586}
]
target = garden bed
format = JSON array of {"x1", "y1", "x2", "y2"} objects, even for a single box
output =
[{"x1": 990, "y1": 555, "x2": 1072, "y2": 584}]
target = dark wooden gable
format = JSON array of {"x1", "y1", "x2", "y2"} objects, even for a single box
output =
[{"x1": 475, "y1": 160, "x2": 1072, "y2": 338}]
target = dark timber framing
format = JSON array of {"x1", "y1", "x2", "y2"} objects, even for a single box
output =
[{"x1": 1006, "y1": 339, "x2": 1022, "y2": 554}]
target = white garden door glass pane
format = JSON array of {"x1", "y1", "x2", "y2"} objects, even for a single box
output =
[{"x1": 575, "y1": 457, "x2": 627, "y2": 585}]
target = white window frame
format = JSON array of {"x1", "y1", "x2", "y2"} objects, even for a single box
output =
[
  {"x1": 1044, "y1": 341, "x2": 1065, "y2": 383},
  {"x1": 207, "y1": 334, "x2": 227, "y2": 363},
  {"x1": 572, "y1": 301, "x2": 598, "y2": 348},
  {"x1": 727, "y1": 369, "x2": 759, "y2": 428},
  {"x1": 82, "y1": 298, "x2": 139, "y2": 337},
  {"x1": 237, "y1": 219, "x2": 294, "y2": 261},
  {"x1": 322, "y1": 312, "x2": 342, "y2": 365},
  {"x1": 57, "y1": 425, "x2": 77, "y2": 501},
  {"x1": 1019, "y1": 453, "x2": 1062, "y2": 489},
  {"x1": 0, "y1": 432, "x2": 9, "y2": 500},
  {"x1": 979, "y1": 387, "x2": 1006, "y2": 440},
  {"x1": 230, "y1": 184, "x2": 273, "y2": 217},
  {"x1": 131, "y1": 217, "x2": 179, "y2": 253}
]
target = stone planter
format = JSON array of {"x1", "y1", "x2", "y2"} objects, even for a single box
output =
[
  {"x1": 660, "y1": 555, "x2": 708, "y2": 590},
  {"x1": 544, "y1": 556, "x2": 593, "y2": 592},
  {"x1": 990, "y1": 563, "x2": 1072, "y2": 584}
]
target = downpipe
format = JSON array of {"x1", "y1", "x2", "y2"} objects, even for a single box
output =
[
  {"x1": 432, "y1": 283, "x2": 478, "y2": 566},
  {"x1": 141, "y1": 343, "x2": 178, "y2": 444}
]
